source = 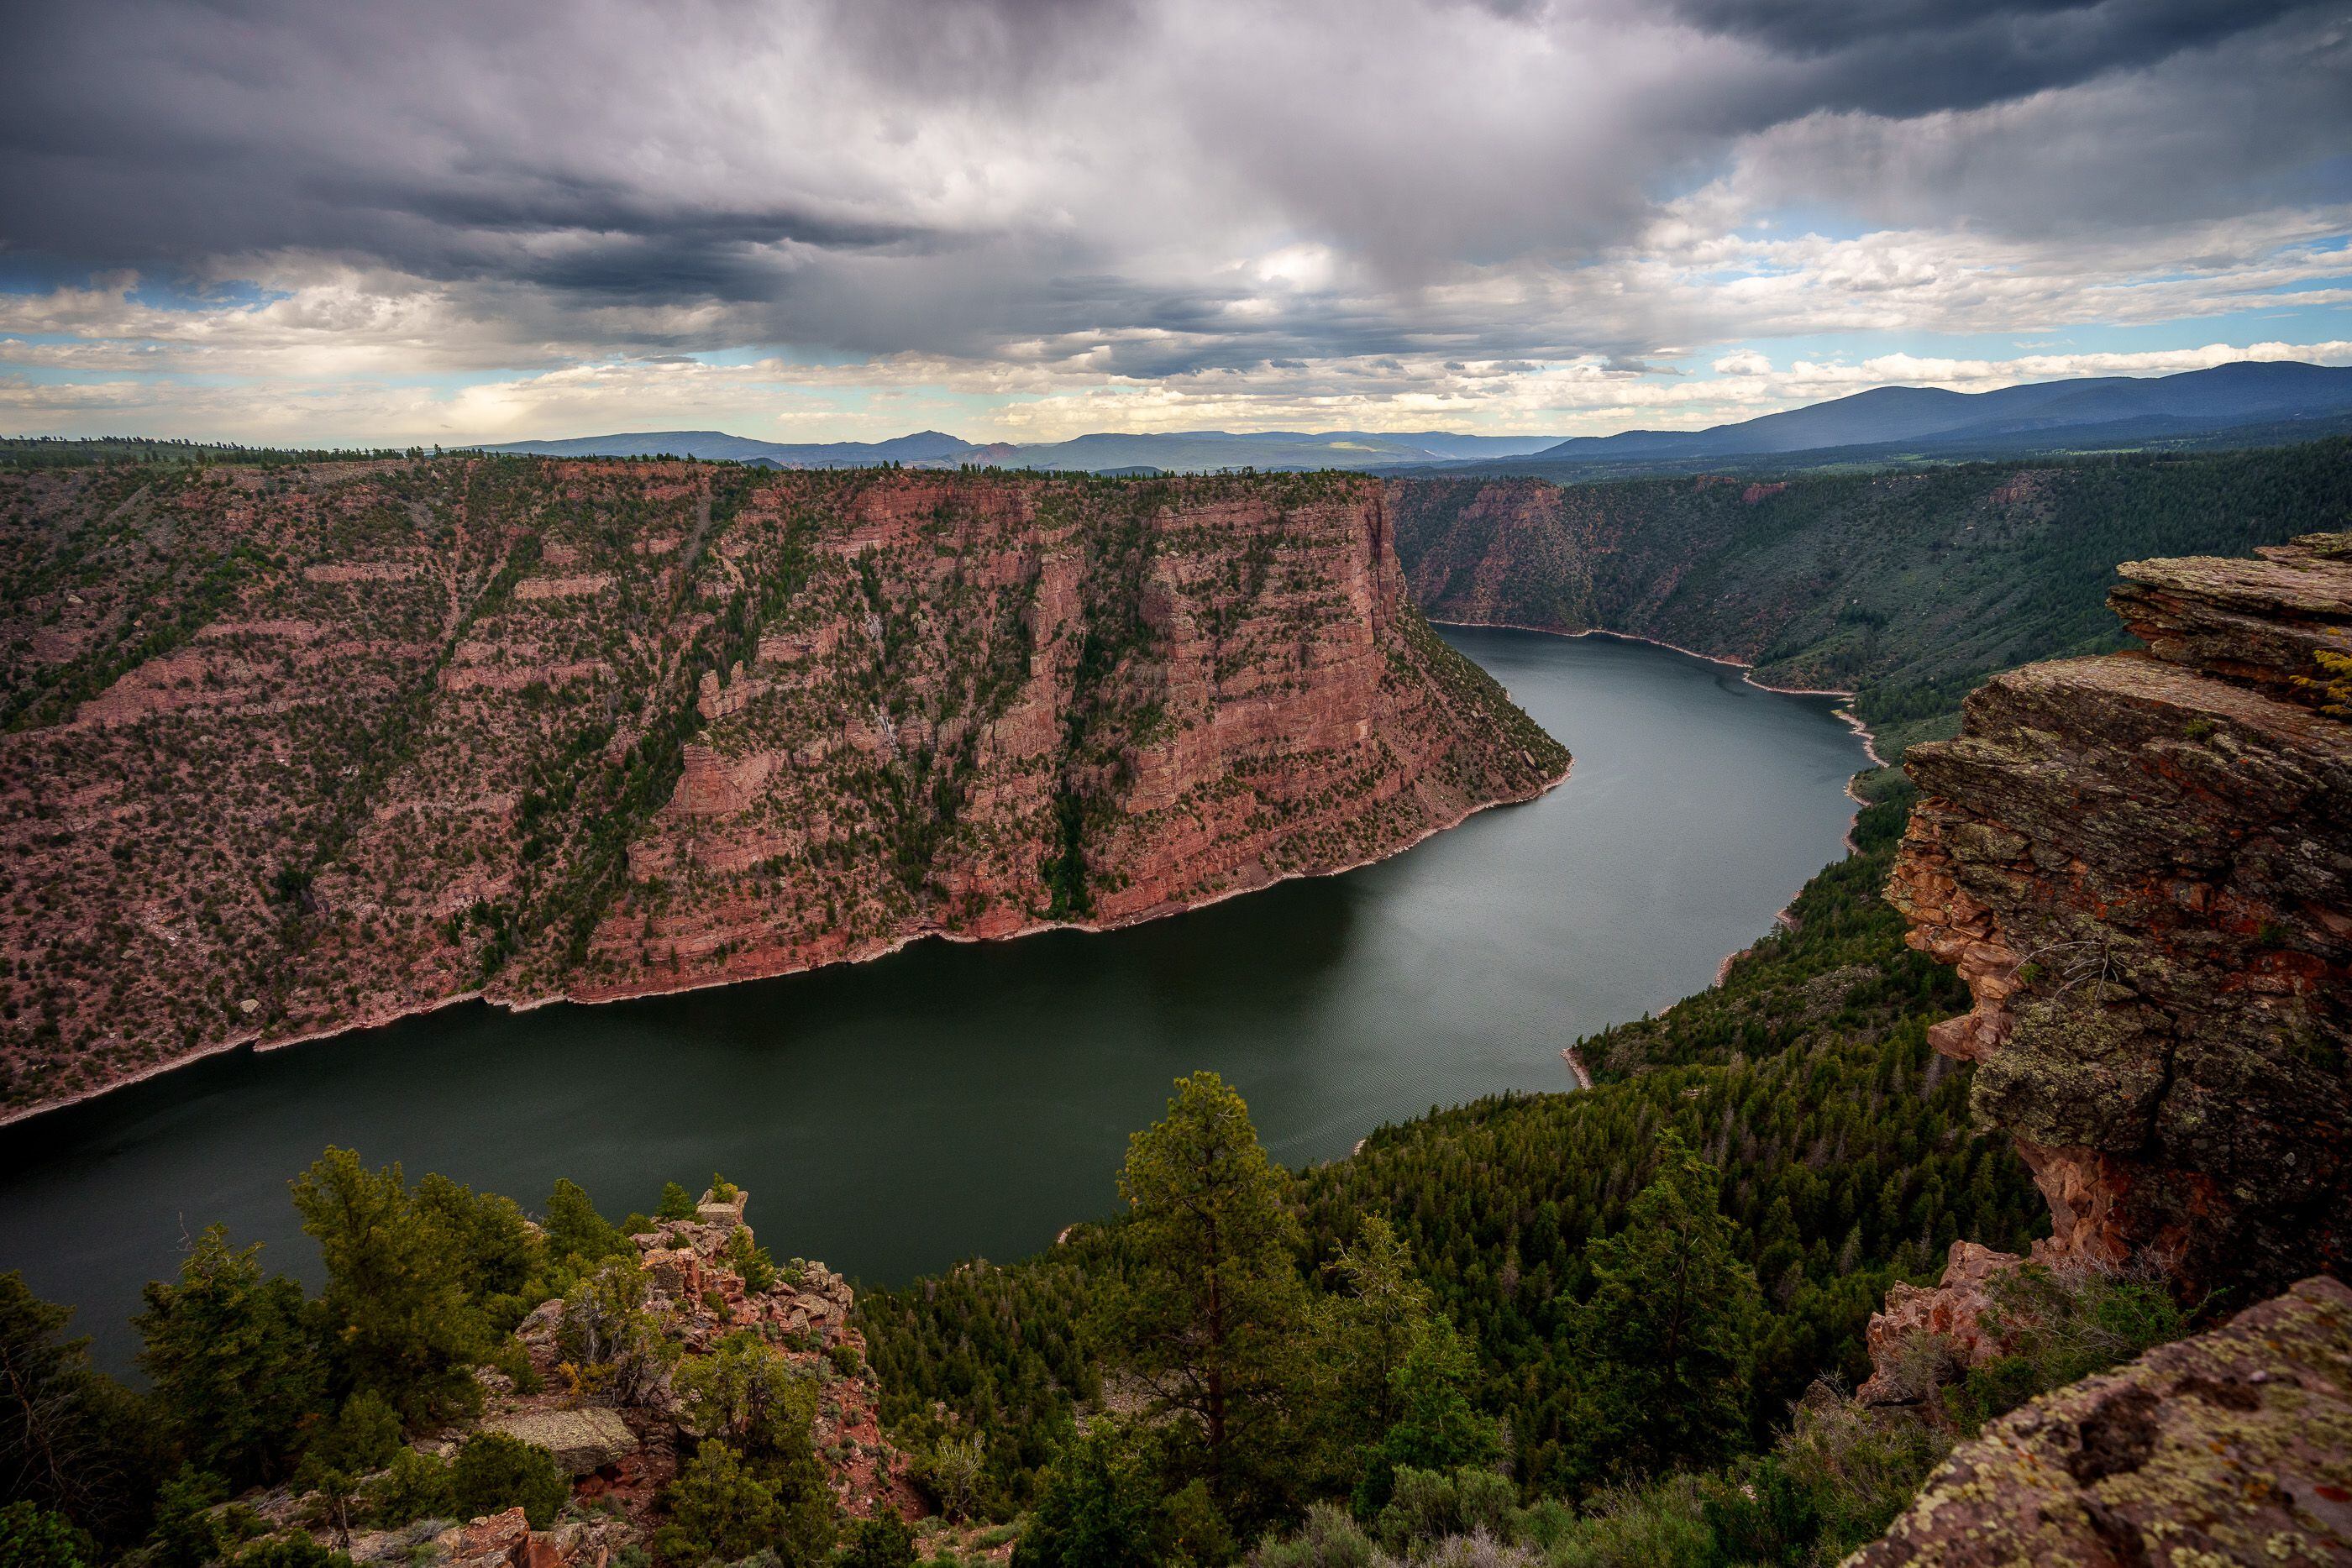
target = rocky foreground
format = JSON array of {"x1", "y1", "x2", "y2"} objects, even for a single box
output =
[
  {"x1": 228, "y1": 1188, "x2": 919, "y2": 1568},
  {"x1": 1858, "y1": 532, "x2": 2351, "y2": 1561},
  {"x1": 0, "y1": 459, "x2": 1566, "y2": 1114}
]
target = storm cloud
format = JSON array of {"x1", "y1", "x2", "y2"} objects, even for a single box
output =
[{"x1": 0, "y1": 0, "x2": 2346, "y2": 441}]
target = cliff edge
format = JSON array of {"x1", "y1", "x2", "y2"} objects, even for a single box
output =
[
  {"x1": 1855, "y1": 1274, "x2": 2352, "y2": 1567},
  {"x1": 1886, "y1": 531, "x2": 2350, "y2": 1302}
]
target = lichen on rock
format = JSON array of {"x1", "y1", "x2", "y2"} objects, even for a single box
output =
[{"x1": 1853, "y1": 1275, "x2": 2352, "y2": 1566}]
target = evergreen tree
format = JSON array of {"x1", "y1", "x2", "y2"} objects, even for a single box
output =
[
  {"x1": 1091, "y1": 1072, "x2": 1309, "y2": 1518},
  {"x1": 134, "y1": 1226, "x2": 325, "y2": 1487},
  {"x1": 288, "y1": 1150, "x2": 490, "y2": 1424},
  {"x1": 1571, "y1": 1131, "x2": 1761, "y2": 1478},
  {"x1": 1011, "y1": 1422, "x2": 1168, "y2": 1568},
  {"x1": 0, "y1": 1272, "x2": 159, "y2": 1545}
]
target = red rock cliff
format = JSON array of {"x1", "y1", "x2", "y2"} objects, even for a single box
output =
[
  {"x1": 1885, "y1": 532, "x2": 2351, "y2": 1305},
  {"x1": 0, "y1": 462, "x2": 1566, "y2": 1116}
]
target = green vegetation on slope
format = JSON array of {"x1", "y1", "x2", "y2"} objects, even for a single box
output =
[
  {"x1": 855, "y1": 784, "x2": 2045, "y2": 1513},
  {"x1": 1391, "y1": 437, "x2": 2352, "y2": 756}
]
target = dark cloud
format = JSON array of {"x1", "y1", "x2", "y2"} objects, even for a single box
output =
[
  {"x1": 1669, "y1": 0, "x2": 2304, "y2": 105},
  {"x1": 0, "y1": 0, "x2": 2341, "y2": 375}
]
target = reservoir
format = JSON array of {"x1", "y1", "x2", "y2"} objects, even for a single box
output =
[{"x1": 0, "y1": 628, "x2": 1872, "y2": 1371}]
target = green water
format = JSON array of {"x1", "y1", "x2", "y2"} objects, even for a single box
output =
[{"x1": 0, "y1": 629, "x2": 1870, "y2": 1371}]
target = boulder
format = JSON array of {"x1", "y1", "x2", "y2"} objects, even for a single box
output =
[
  {"x1": 481, "y1": 1407, "x2": 639, "y2": 1474},
  {"x1": 1856, "y1": 1275, "x2": 2352, "y2": 1566}
]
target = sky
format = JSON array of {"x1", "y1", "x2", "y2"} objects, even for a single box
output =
[{"x1": 2, "y1": 0, "x2": 2349, "y2": 447}]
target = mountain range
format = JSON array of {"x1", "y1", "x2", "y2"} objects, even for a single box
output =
[{"x1": 472, "y1": 360, "x2": 2352, "y2": 476}]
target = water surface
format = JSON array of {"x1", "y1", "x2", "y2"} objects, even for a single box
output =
[{"x1": 0, "y1": 629, "x2": 1868, "y2": 1371}]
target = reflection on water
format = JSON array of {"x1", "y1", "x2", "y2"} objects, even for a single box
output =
[{"x1": 0, "y1": 628, "x2": 1869, "y2": 1371}]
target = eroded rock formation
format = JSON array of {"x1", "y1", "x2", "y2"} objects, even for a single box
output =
[
  {"x1": 1856, "y1": 1274, "x2": 2352, "y2": 1566},
  {"x1": 1885, "y1": 532, "x2": 2350, "y2": 1303},
  {"x1": 0, "y1": 461, "x2": 1566, "y2": 1115}
]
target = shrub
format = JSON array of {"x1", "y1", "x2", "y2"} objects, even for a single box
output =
[
  {"x1": 308, "y1": 1391, "x2": 404, "y2": 1476},
  {"x1": 0, "y1": 1502, "x2": 97, "y2": 1568},
  {"x1": 231, "y1": 1539, "x2": 356, "y2": 1568},
  {"x1": 727, "y1": 1227, "x2": 779, "y2": 1293},
  {"x1": 1373, "y1": 1467, "x2": 1514, "y2": 1558},
  {"x1": 838, "y1": 1512, "x2": 919, "y2": 1568},
  {"x1": 1245, "y1": 1504, "x2": 1376, "y2": 1568},
  {"x1": 451, "y1": 1432, "x2": 570, "y2": 1529},
  {"x1": 654, "y1": 1442, "x2": 792, "y2": 1566},
  {"x1": 144, "y1": 1469, "x2": 230, "y2": 1568},
  {"x1": 658, "y1": 1183, "x2": 698, "y2": 1222},
  {"x1": 921, "y1": 1433, "x2": 988, "y2": 1523},
  {"x1": 365, "y1": 1448, "x2": 456, "y2": 1529}
]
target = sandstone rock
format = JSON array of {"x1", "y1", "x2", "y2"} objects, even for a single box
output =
[
  {"x1": 2110, "y1": 531, "x2": 2352, "y2": 705},
  {"x1": 481, "y1": 1407, "x2": 638, "y2": 1474},
  {"x1": 696, "y1": 1187, "x2": 748, "y2": 1230},
  {"x1": 447, "y1": 1507, "x2": 532, "y2": 1568},
  {"x1": 1890, "y1": 538, "x2": 2352, "y2": 1301},
  {"x1": 1853, "y1": 1275, "x2": 2352, "y2": 1567},
  {"x1": 1856, "y1": 1240, "x2": 2026, "y2": 1407}
]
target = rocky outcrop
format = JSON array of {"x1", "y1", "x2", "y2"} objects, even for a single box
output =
[
  {"x1": 1886, "y1": 532, "x2": 2351, "y2": 1305},
  {"x1": 0, "y1": 461, "x2": 1565, "y2": 1116},
  {"x1": 1854, "y1": 1241, "x2": 2026, "y2": 1407},
  {"x1": 479, "y1": 1408, "x2": 638, "y2": 1475},
  {"x1": 1855, "y1": 1274, "x2": 2352, "y2": 1567}
]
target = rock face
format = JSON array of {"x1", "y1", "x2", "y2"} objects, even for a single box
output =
[
  {"x1": 1885, "y1": 532, "x2": 2351, "y2": 1304},
  {"x1": 1855, "y1": 1274, "x2": 2352, "y2": 1567},
  {"x1": 480, "y1": 1408, "x2": 638, "y2": 1475},
  {"x1": 0, "y1": 461, "x2": 1565, "y2": 1115}
]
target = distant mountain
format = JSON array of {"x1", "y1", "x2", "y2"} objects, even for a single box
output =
[
  {"x1": 479, "y1": 429, "x2": 977, "y2": 466},
  {"x1": 467, "y1": 363, "x2": 2352, "y2": 479},
  {"x1": 469, "y1": 427, "x2": 1566, "y2": 473},
  {"x1": 1500, "y1": 361, "x2": 2352, "y2": 475}
]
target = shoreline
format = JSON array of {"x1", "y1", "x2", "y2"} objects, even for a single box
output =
[
  {"x1": 1429, "y1": 618, "x2": 1887, "y2": 768},
  {"x1": 2, "y1": 759, "x2": 1572, "y2": 1131},
  {"x1": 1435, "y1": 616, "x2": 1887, "y2": 994}
]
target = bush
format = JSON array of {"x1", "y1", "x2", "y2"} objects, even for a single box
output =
[
  {"x1": 452, "y1": 1432, "x2": 570, "y2": 1529},
  {"x1": 659, "y1": 1183, "x2": 698, "y2": 1222},
  {"x1": 232, "y1": 1539, "x2": 356, "y2": 1568},
  {"x1": 308, "y1": 1391, "x2": 404, "y2": 1476},
  {"x1": 1373, "y1": 1468, "x2": 1515, "y2": 1558},
  {"x1": 727, "y1": 1227, "x2": 779, "y2": 1293},
  {"x1": 0, "y1": 1502, "x2": 97, "y2": 1568},
  {"x1": 656, "y1": 1442, "x2": 801, "y2": 1567},
  {"x1": 1011, "y1": 1422, "x2": 1167, "y2": 1568},
  {"x1": 921, "y1": 1434, "x2": 987, "y2": 1523},
  {"x1": 838, "y1": 1512, "x2": 918, "y2": 1568},
  {"x1": 144, "y1": 1468, "x2": 230, "y2": 1568},
  {"x1": 1245, "y1": 1504, "x2": 1376, "y2": 1568},
  {"x1": 365, "y1": 1448, "x2": 456, "y2": 1529},
  {"x1": 1534, "y1": 1478, "x2": 1711, "y2": 1568}
]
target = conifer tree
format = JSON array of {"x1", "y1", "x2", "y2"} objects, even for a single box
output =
[
  {"x1": 1092, "y1": 1071, "x2": 1308, "y2": 1518},
  {"x1": 1571, "y1": 1130, "x2": 1761, "y2": 1476}
]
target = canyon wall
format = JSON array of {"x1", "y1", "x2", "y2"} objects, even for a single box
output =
[
  {"x1": 1388, "y1": 443, "x2": 2352, "y2": 756},
  {"x1": 0, "y1": 461, "x2": 1565, "y2": 1115},
  {"x1": 1885, "y1": 532, "x2": 2349, "y2": 1303}
]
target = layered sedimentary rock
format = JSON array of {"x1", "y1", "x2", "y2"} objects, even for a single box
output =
[
  {"x1": 1883, "y1": 532, "x2": 2351, "y2": 1308},
  {"x1": 1387, "y1": 447, "x2": 2352, "y2": 757},
  {"x1": 1856, "y1": 1274, "x2": 2352, "y2": 1566},
  {"x1": 0, "y1": 460, "x2": 1565, "y2": 1114}
]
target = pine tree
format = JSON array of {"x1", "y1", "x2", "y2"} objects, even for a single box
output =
[
  {"x1": 1091, "y1": 1072, "x2": 1309, "y2": 1518},
  {"x1": 134, "y1": 1227, "x2": 324, "y2": 1487},
  {"x1": 1570, "y1": 1130, "x2": 1762, "y2": 1476}
]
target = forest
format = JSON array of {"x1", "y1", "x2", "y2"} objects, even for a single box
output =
[{"x1": 1, "y1": 784, "x2": 2191, "y2": 1567}]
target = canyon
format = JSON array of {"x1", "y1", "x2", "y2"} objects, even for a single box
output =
[
  {"x1": 1387, "y1": 438, "x2": 2352, "y2": 758},
  {"x1": 0, "y1": 459, "x2": 1565, "y2": 1117}
]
